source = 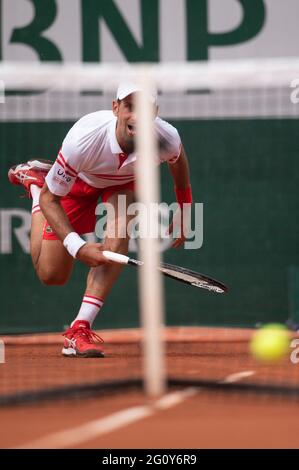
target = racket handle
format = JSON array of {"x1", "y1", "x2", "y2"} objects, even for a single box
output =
[{"x1": 102, "y1": 250, "x2": 130, "y2": 265}]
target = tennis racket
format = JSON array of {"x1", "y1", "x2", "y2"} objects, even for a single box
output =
[{"x1": 103, "y1": 251, "x2": 228, "y2": 294}]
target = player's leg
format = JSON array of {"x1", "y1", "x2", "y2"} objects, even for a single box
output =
[
  {"x1": 62, "y1": 188, "x2": 134, "y2": 358},
  {"x1": 8, "y1": 159, "x2": 74, "y2": 285},
  {"x1": 35, "y1": 240, "x2": 74, "y2": 286},
  {"x1": 30, "y1": 203, "x2": 74, "y2": 285},
  {"x1": 86, "y1": 189, "x2": 135, "y2": 300}
]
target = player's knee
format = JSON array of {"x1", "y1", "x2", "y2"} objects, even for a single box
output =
[{"x1": 37, "y1": 268, "x2": 69, "y2": 286}]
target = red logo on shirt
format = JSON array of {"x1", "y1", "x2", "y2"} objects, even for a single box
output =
[{"x1": 118, "y1": 153, "x2": 128, "y2": 169}]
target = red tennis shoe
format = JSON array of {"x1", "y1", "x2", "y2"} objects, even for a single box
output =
[
  {"x1": 8, "y1": 159, "x2": 53, "y2": 196},
  {"x1": 62, "y1": 320, "x2": 105, "y2": 358}
]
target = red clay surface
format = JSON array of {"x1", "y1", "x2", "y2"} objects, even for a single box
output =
[
  {"x1": 1, "y1": 391, "x2": 299, "y2": 449},
  {"x1": 0, "y1": 327, "x2": 299, "y2": 448}
]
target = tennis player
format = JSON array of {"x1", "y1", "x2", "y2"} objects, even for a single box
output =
[{"x1": 8, "y1": 82, "x2": 192, "y2": 357}]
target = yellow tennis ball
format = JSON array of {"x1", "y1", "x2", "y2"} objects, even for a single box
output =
[{"x1": 250, "y1": 324, "x2": 290, "y2": 361}]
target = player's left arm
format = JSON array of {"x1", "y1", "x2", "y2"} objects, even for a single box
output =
[
  {"x1": 167, "y1": 145, "x2": 193, "y2": 248},
  {"x1": 168, "y1": 145, "x2": 191, "y2": 191}
]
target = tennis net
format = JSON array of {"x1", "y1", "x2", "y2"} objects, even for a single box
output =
[{"x1": 0, "y1": 59, "x2": 299, "y2": 404}]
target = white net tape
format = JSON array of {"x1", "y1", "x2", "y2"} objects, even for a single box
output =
[{"x1": 0, "y1": 58, "x2": 299, "y2": 120}]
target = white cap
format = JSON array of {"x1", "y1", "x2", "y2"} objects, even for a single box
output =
[{"x1": 116, "y1": 81, "x2": 157, "y2": 103}]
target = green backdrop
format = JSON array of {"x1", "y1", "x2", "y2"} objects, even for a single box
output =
[{"x1": 1, "y1": 118, "x2": 298, "y2": 333}]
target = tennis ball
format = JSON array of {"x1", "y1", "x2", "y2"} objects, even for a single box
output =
[{"x1": 250, "y1": 324, "x2": 290, "y2": 361}]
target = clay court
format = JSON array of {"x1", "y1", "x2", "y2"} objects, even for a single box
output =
[{"x1": 1, "y1": 327, "x2": 299, "y2": 449}]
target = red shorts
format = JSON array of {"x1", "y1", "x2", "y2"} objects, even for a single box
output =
[{"x1": 43, "y1": 177, "x2": 135, "y2": 240}]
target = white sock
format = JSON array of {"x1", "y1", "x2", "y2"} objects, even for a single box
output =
[
  {"x1": 72, "y1": 294, "x2": 104, "y2": 327},
  {"x1": 30, "y1": 185, "x2": 41, "y2": 215}
]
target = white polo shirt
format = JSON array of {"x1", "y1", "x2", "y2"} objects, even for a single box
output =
[{"x1": 45, "y1": 110, "x2": 181, "y2": 197}]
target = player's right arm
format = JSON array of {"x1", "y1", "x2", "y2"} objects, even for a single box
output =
[
  {"x1": 39, "y1": 184, "x2": 108, "y2": 267},
  {"x1": 41, "y1": 131, "x2": 110, "y2": 267}
]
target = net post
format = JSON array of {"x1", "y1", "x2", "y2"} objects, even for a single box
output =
[{"x1": 135, "y1": 67, "x2": 166, "y2": 398}]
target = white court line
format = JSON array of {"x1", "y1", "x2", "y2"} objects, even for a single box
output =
[
  {"x1": 15, "y1": 373, "x2": 256, "y2": 448},
  {"x1": 154, "y1": 387, "x2": 197, "y2": 410},
  {"x1": 220, "y1": 370, "x2": 255, "y2": 384},
  {"x1": 16, "y1": 388, "x2": 198, "y2": 449}
]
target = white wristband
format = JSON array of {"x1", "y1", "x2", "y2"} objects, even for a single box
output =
[{"x1": 63, "y1": 232, "x2": 86, "y2": 258}]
